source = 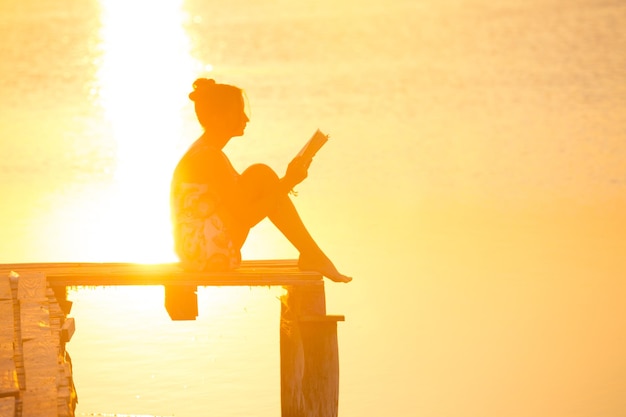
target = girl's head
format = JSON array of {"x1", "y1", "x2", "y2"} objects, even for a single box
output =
[{"x1": 189, "y1": 78, "x2": 249, "y2": 137}]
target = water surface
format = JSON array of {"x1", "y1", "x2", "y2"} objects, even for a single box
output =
[{"x1": 1, "y1": 0, "x2": 625, "y2": 416}]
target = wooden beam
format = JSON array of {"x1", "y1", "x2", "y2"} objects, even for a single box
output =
[
  {"x1": 0, "y1": 260, "x2": 322, "y2": 287},
  {"x1": 61, "y1": 318, "x2": 75, "y2": 344},
  {"x1": 299, "y1": 315, "x2": 345, "y2": 323}
]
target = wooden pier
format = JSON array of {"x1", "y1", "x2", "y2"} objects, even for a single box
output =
[{"x1": 0, "y1": 260, "x2": 344, "y2": 417}]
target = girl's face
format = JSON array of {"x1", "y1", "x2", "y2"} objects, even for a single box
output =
[
  {"x1": 214, "y1": 94, "x2": 248, "y2": 138},
  {"x1": 228, "y1": 95, "x2": 249, "y2": 137}
]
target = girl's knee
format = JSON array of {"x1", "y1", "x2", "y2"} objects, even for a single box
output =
[
  {"x1": 240, "y1": 164, "x2": 279, "y2": 191},
  {"x1": 243, "y1": 164, "x2": 279, "y2": 182}
]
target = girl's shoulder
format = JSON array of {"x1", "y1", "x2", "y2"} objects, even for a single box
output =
[{"x1": 184, "y1": 141, "x2": 224, "y2": 165}]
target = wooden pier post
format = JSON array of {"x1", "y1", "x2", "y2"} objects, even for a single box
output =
[
  {"x1": 0, "y1": 275, "x2": 19, "y2": 417},
  {"x1": 280, "y1": 284, "x2": 344, "y2": 417},
  {"x1": 0, "y1": 272, "x2": 77, "y2": 417}
]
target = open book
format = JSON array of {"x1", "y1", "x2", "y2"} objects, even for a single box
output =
[{"x1": 296, "y1": 129, "x2": 329, "y2": 163}]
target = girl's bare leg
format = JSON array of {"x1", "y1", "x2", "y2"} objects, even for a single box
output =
[{"x1": 236, "y1": 164, "x2": 351, "y2": 282}]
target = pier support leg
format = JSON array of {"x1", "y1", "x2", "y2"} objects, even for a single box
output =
[
  {"x1": 164, "y1": 286, "x2": 198, "y2": 320},
  {"x1": 51, "y1": 285, "x2": 73, "y2": 316},
  {"x1": 280, "y1": 284, "x2": 343, "y2": 417},
  {"x1": 0, "y1": 273, "x2": 78, "y2": 416}
]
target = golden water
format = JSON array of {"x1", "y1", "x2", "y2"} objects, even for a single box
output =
[{"x1": 1, "y1": 0, "x2": 625, "y2": 415}]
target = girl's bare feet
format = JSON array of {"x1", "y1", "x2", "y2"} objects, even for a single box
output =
[{"x1": 298, "y1": 252, "x2": 352, "y2": 283}]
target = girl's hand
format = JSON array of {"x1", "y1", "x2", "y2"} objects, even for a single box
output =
[{"x1": 284, "y1": 156, "x2": 310, "y2": 189}]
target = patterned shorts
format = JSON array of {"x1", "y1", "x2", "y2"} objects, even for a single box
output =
[
  {"x1": 175, "y1": 213, "x2": 241, "y2": 271},
  {"x1": 172, "y1": 182, "x2": 241, "y2": 271}
]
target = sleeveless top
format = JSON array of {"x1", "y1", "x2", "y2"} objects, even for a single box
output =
[{"x1": 170, "y1": 141, "x2": 241, "y2": 271}]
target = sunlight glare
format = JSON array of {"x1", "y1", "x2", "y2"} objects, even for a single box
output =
[{"x1": 95, "y1": 0, "x2": 199, "y2": 262}]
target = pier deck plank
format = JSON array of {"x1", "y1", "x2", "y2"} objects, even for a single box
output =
[{"x1": 0, "y1": 260, "x2": 322, "y2": 287}]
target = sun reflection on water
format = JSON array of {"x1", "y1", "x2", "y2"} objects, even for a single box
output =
[{"x1": 93, "y1": 0, "x2": 200, "y2": 262}]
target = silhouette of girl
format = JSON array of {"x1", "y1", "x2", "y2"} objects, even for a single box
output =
[{"x1": 171, "y1": 78, "x2": 351, "y2": 283}]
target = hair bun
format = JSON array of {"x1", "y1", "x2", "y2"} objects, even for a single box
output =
[{"x1": 189, "y1": 78, "x2": 216, "y2": 101}]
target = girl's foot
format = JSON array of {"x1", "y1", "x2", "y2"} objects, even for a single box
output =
[{"x1": 298, "y1": 252, "x2": 352, "y2": 283}]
